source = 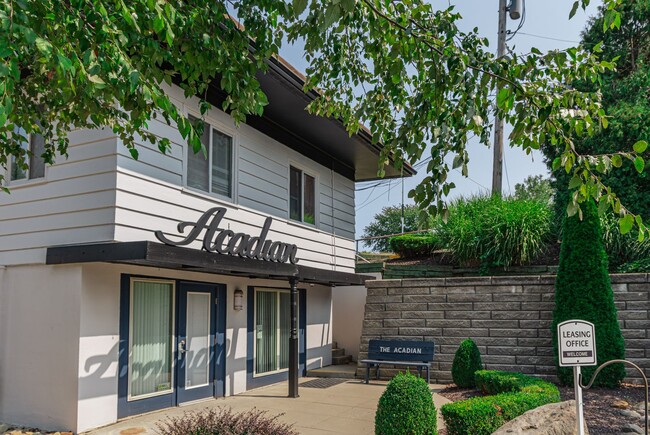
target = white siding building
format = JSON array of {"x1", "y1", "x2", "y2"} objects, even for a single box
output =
[{"x1": 0, "y1": 58, "x2": 413, "y2": 433}]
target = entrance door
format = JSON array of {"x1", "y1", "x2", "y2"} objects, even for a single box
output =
[{"x1": 176, "y1": 282, "x2": 217, "y2": 403}]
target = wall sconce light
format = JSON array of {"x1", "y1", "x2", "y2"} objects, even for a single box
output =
[{"x1": 234, "y1": 288, "x2": 244, "y2": 311}]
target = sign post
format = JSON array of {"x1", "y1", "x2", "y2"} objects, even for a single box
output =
[
  {"x1": 557, "y1": 320, "x2": 596, "y2": 435},
  {"x1": 558, "y1": 320, "x2": 597, "y2": 435}
]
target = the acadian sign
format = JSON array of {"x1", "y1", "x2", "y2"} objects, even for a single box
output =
[
  {"x1": 557, "y1": 320, "x2": 597, "y2": 367},
  {"x1": 155, "y1": 207, "x2": 299, "y2": 264}
]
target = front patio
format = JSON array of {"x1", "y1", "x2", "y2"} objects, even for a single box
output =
[{"x1": 85, "y1": 378, "x2": 450, "y2": 435}]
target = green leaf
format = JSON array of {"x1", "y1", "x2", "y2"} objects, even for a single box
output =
[
  {"x1": 569, "y1": 1, "x2": 579, "y2": 19},
  {"x1": 153, "y1": 16, "x2": 165, "y2": 34},
  {"x1": 568, "y1": 175, "x2": 582, "y2": 189},
  {"x1": 293, "y1": 0, "x2": 308, "y2": 15},
  {"x1": 567, "y1": 202, "x2": 579, "y2": 218},
  {"x1": 35, "y1": 38, "x2": 53, "y2": 57},
  {"x1": 611, "y1": 154, "x2": 622, "y2": 168},
  {"x1": 634, "y1": 156, "x2": 645, "y2": 173},
  {"x1": 496, "y1": 88, "x2": 510, "y2": 110},
  {"x1": 619, "y1": 214, "x2": 634, "y2": 235},
  {"x1": 633, "y1": 140, "x2": 648, "y2": 154}
]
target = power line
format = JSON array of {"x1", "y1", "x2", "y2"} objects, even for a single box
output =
[{"x1": 516, "y1": 32, "x2": 580, "y2": 44}]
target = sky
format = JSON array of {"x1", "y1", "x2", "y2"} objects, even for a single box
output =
[{"x1": 277, "y1": 0, "x2": 602, "y2": 239}]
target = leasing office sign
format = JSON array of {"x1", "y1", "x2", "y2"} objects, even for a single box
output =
[{"x1": 155, "y1": 207, "x2": 299, "y2": 264}]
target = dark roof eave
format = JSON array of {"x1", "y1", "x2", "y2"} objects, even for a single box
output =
[{"x1": 46, "y1": 241, "x2": 374, "y2": 287}]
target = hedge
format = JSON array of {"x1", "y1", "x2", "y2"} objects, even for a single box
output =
[
  {"x1": 451, "y1": 338, "x2": 483, "y2": 388},
  {"x1": 388, "y1": 233, "x2": 439, "y2": 258},
  {"x1": 441, "y1": 370, "x2": 560, "y2": 435}
]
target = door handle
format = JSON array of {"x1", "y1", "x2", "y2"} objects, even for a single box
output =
[{"x1": 179, "y1": 339, "x2": 187, "y2": 354}]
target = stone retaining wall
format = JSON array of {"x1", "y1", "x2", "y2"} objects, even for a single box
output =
[{"x1": 356, "y1": 274, "x2": 650, "y2": 384}]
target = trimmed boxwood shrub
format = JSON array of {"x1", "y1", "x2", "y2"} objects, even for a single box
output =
[
  {"x1": 552, "y1": 200, "x2": 626, "y2": 387},
  {"x1": 441, "y1": 370, "x2": 560, "y2": 435},
  {"x1": 451, "y1": 338, "x2": 483, "y2": 388},
  {"x1": 375, "y1": 372, "x2": 437, "y2": 435},
  {"x1": 389, "y1": 233, "x2": 439, "y2": 258}
]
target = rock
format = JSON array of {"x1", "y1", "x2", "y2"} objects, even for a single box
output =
[
  {"x1": 621, "y1": 423, "x2": 643, "y2": 434},
  {"x1": 492, "y1": 401, "x2": 589, "y2": 435},
  {"x1": 0, "y1": 424, "x2": 9, "y2": 434},
  {"x1": 613, "y1": 399, "x2": 631, "y2": 409},
  {"x1": 635, "y1": 401, "x2": 649, "y2": 413},
  {"x1": 621, "y1": 409, "x2": 642, "y2": 419}
]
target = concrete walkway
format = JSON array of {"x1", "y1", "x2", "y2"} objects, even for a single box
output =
[{"x1": 86, "y1": 378, "x2": 450, "y2": 435}]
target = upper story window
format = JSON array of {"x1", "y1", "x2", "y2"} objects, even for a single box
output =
[
  {"x1": 186, "y1": 117, "x2": 233, "y2": 199},
  {"x1": 289, "y1": 166, "x2": 316, "y2": 225},
  {"x1": 10, "y1": 128, "x2": 46, "y2": 182}
]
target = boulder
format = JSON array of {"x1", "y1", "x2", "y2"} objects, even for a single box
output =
[{"x1": 492, "y1": 401, "x2": 589, "y2": 435}]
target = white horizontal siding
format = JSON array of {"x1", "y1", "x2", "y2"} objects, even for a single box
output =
[
  {"x1": 114, "y1": 170, "x2": 354, "y2": 272},
  {"x1": 0, "y1": 129, "x2": 118, "y2": 265}
]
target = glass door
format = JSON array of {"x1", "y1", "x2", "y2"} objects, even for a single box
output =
[{"x1": 177, "y1": 282, "x2": 216, "y2": 403}]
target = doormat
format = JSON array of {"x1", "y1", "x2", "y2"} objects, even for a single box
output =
[{"x1": 300, "y1": 378, "x2": 349, "y2": 389}]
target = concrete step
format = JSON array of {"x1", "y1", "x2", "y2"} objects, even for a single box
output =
[
  {"x1": 332, "y1": 348, "x2": 345, "y2": 358},
  {"x1": 306, "y1": 362, "x2": 357, "y2": 379},
  {"x1": 332, "y1": 354, "x2": 352, "y2": 365}
]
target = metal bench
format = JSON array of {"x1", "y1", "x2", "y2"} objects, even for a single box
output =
[{"x1": 360, "y1": 339, "x2": 435, "y2": 384}]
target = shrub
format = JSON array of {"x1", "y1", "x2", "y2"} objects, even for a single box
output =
[
  {"x1": 552, "y1": 200, "x2": 626, "y2": 387},
  {"x1": 600, "y1": 212, "x2": 650, "y2": 270},
  {"x1": 617, "y1": 257, "x2": 650, "y2": 273},
  {"x1": 451, "y1": 339, "x2": 483, "y2": 388},
  {"x1": 389, "y1": 233, "x2": 440, "y2": 258},
  {"x1": 441, "y1": 370, "x2": 560, "y2": 435},
  {"x1": 375, "y1": 372, "x2": 437, "y2": 435},
  {"x1": 436, "y1": 195, "x2": 551, "y2": 268},
  {"x1": 155, "y1": 407, "x2": 298, "y2": 435}
]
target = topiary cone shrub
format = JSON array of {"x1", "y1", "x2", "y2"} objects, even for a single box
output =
[
  {"x1": 451, "y1": 338, "x2": 483, "y2": 388},
  {"x1": 375, "y1": 372, "x2": 437, "y2": 435},
  {"x1": 552, "y1": 199, "x2": 625, "y2": 387}
]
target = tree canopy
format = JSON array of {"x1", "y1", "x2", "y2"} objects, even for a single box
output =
[{"x1": 2, "y1": 0, "x2": 646, "y2": 233}]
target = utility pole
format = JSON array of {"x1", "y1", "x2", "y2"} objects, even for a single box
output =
[{"x1": 492, "y1": 0, "x2": 508, "y2": 196}]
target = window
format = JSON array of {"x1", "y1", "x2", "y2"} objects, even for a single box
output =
[
  {"x1": 255, "y1": 289, "x2": 292, "y2": 375},
  {"x1": 186, "y1": 117, "x2": 233, "y2": 198},
  {"x1": 289, "y1": 166, "x2": 316, "y2": 225},
  {"x1": 128, "y1": 279, "x2": 174, "y2": 399},
  {"x1": 10, "y1": 128, "x2": 45, "y2": 181}
]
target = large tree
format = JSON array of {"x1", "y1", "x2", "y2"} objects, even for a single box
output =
[{"x1": 2, "y1": 0, "x2": 646, "y2": 232}]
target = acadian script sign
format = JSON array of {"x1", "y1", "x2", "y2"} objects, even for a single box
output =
[
  {"x1": 155, "y1": 207, "x2": 299, "y2": 264},
  {"x1": 557, "y1": 320, "x2": 597, "y2": 367}
]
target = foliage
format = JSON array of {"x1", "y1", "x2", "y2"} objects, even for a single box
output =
[
  {"x1": 617, "y1": 258, "x2": 650, "y2": 273},
  {"x1": 388, "y1": 233, "x2": 439, "y2": 258},
  {"x1": 436, "y1": 195, "x2": 552, "y2": 268},
  {"x1": 600, "y1": 212, "x2": 650, "y2": 269},
  {"x1": 552, "y1": 200, "x2": 626, "y2": 387},
  {"x1": 441, "y1": 370, "x2": 560, "y2": 435},
  {"x1": 3, "y1": 0, "x2": 644, "y2": 236},
  {"x1": 545, "y1": 0, "x2": 650, "y2": 233},
  {"x1": 451, "y1": 339, "x2": 483, "y2": 388},
  {"x1": 375, "y1": 372, "x2": 437, "y2": 435},
  {"x1": 155, "y1": 407, "x2": 298, "y2": 435},
  {"x1": 363, "y1": 205, "x2": 425, "y2": 252},
  {"x1": 513, "y1": 175, "x2": 553, "y2": 204}
]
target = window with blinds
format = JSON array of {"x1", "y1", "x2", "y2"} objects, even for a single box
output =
[
  {"x1": 186, "y1": 116, "x2": 233, "y2": 198},
  {"x1": 128, "y1": 280, "x2": 174, "y2": 399},
  {"x1": 255, "y1": 289, "x2": 292, "y2": 376}
]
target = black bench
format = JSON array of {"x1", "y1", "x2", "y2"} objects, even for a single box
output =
[{"x1": 360, "y1": 339, "x2": 435, "y2": 384}]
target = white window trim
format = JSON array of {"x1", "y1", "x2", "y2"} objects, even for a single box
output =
[
  {"x1": 182, "y1": 108, "x2": 238, "y2": 204},
  {"x1": 127, "y1": 278, "x2": 176, "y2": 402},
  {"x1": 253, "y1": 288, "x2": 294, "y2": 378},
  {"x1": 288, "y1": 161, "x2": 319, "y2": 228}
]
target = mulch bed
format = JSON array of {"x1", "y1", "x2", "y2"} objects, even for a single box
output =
[{"x1": 438, "y1": 383, "x2": 648, "y2": 434}]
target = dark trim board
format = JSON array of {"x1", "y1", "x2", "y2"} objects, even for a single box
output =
[{"x1": 46, "y1": 241, "x2": 373, "y2": 286}]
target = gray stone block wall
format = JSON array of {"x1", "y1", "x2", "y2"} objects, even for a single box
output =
[{"x1": 356, "y1": 274, "x2": 650, "y2": 384}]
